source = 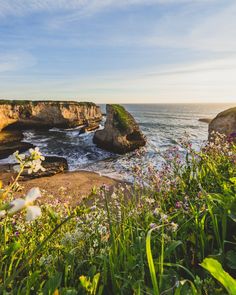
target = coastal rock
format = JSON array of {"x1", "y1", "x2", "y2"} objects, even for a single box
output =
[
  {"x1": 0, "y1": 100, "x2": 102, "y2": 131},
  {"x1": 199, "y1": 118, "x2": 212, "y2": 124},
  {"x1": 21, "y1": 156, "x2": 68, "y2": 178},
  {"x1": 0, "y1": 130, "x2": 34, "y2": 159},
  {"x1": 93, "y1": 104, "x2": 146, "y2": 154},
  {"x1": 1, "y1": 156, "x2": 68, "y2": 179},
  {"x1": 79, "y1": 119, "x2": 100, "y2": 134},
  {"x1": 209, "y1": 106, "x2": 236, "y2": 141}
]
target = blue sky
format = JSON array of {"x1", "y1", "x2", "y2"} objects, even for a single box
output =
[{"x1": 0, "y1": 0, "x2": 236, "y2": 103}]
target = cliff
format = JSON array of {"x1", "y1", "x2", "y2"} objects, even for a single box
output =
[
  {"x1": 209, "y1": 106, "x2": 236, "y2": 141},
  {"x1": 93, "y1": 104, "x2": 146, "y2": 154},
  {"x1": 0, "y1": 100, "x2": 102, "y2": 131}
]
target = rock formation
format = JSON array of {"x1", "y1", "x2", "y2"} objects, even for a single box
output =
[
  {"x1": 198, "y1": 118, "x2": 212, "y2": 124},
  {"x1": 0, "y1": 130, "x2": 34, "y2": 159},
  {"x1": 93, "y1": 104, "x2": 146, "y2": 154},
  {"x1": 0, "y1": 100, "x2": 102, "y2": 131},
  {"x1": 21, "y1": 156, "x2": 68, "y2": 178},
  {"x1": 0, "y1": 156, "x2": 68, "y2": 179},
  {"x1": 209, "y1": 106, "x2": 236, "y2": 141}
]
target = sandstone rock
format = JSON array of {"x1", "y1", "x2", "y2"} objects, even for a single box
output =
[
  {"x1": 199, "y1": 118, "x2": 212, "y2": 124},
  {"x1": 0, "y1": 100, "x2": 102, "y2": 131},
  {"x1": 209, "y1": 106, "x2": 236, "y2": 141},
  {"x1": 93, "y1": 104, "x2": 146, "y2": 154},
  {"x1": 79, "y1": 119, "x2": 100, "y2": 134}
]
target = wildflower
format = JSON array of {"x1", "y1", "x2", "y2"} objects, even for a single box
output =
[
  {"x1": 175, "y1": 201, "x2": 182, "y2": 209},
  {"x1": 12, "y1": 147, "x2": 45, "y2": 175},
  {"x1": 9, "y1": 187, "x2": 42, "y2": 221},
  {"x1": 153, "y1": 207, "x2": 160, "y2": 216},
  {"x1": 160, "y1": 213, "x2": 168, "y2": 222},
  {"x1": 0, "y1": 210, "x2": 6, "y2": 218},
  {"x1": 170, "y1": 222, "x2": 178, "y2": 232},
  {"x1": 144, "y1": 197, "x2": 155, "y2": 204},
  {"x1": 150, "y1": 222, "x2": 157, "y2": 229}
]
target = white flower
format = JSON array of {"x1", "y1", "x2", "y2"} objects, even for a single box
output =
[
  {"x1": 13, "y1": 165, "x2": 21, "y2": 172},
  {"x1": 0, "y1": 210, "x2": 6, "y2": 218},
  {"x1": 170, "y1": 222, "x2": 178, "y2": 232},
  {"x1": 26, "y1": 206, "x2": 42, "y2": 221},
  {"x1": 25, "y1": 187, "x2": 41, "y2": 203},
  {"x1": 9, "y1": 198, "x2": 26, "y2": 214},
  {"x1": 8, "y1": 187, "x2": 42, "y2": 221},
  {"x1": 160, "y1": 213, "x2": 168, "y2": 222}
]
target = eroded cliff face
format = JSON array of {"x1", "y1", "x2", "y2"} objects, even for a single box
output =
[
  {"x1": 0, "y1": 100, "x2": 102, "y2": 131},
  {"x1": 93, "y1": 104, "x2": 146, "y2": 154},
  {"x1": 209, "y1": 106, "x2": 236, "y2": 141}
]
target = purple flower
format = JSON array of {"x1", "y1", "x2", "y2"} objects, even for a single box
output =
[{"x1": 175, "y1": 201, "x2": 182, "y2": 209}]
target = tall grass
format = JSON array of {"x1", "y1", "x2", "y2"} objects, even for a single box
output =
[{"x1": 0, "y1": 134, "x2": 235, "y2": 294}]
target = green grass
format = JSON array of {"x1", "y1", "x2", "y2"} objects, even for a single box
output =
[
  {"x1": 0, "y1": 135, "x2": 235, "y2": 294},
  {"x1": 0, "y1": 99, "x2": 96, "y2": 107},
  {"x1": 109, "y1": 104, "x2": 134, "y2": 132}
]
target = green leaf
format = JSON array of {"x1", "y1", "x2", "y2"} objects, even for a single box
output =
[
  {"x1": 4, "y1": 241, "x2": 21, "y2": 256},
  {"x1": 200, "y1": 258, "x2": 236, "y2": 294},
  {"x1": 226, "y1": 250, "x2": 236, "y2": 270},
  {"x1": 43, "y1": 272, "x2": 62, "y2": 295},
  {"x1": 146, "y1": 228, "x2": 159, "y2": 295},
  {"x1": 165, "y1": 240, "x2": 182, "y2": 257}
]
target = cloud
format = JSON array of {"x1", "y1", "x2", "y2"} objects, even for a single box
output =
[
  {"x1": 0, "y1": 0, "x2": 217, "y2": 18},
  {"x1": 0, "y1": 55, "x2": 235, "y2": 103},
  {"x1": 0, "y1": 51, "x2": 36, "y2": 73}
]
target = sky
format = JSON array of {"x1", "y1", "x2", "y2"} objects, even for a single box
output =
[{"x1": 0, "y1": 0, "x2": 236, "y2": 104}]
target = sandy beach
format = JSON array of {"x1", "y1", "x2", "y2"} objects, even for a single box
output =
[{"x1": 0, "y1": 169, "x2": 118, "y2": 207}]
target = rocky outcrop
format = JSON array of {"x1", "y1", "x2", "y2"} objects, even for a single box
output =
[
  {"x1": 0, "y1": 156, "x2": 68, "y2": 179},
  {"x1": 199, "y1": 118, "x2": 212, "y2": 124},
  {"x1": 21, "y1": 156, "x2": 68, "y2": 179},
  {"x1": 93, "y1": 104, "x2": 146, "y2": 154},
  {"x1": 209, "y1": 106, "x2": 236, "y2": 141},
  {"x1": 0, "y1": 131, "x2": 34, "y2": 159},
  {"x1": 0, "y1": 100, "x2": 102, "y2": 131}
]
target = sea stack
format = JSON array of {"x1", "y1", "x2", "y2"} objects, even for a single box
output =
[
  {"x1": 93, "y1": 104, "x2": 146, "y2": 154},
  {"x1": 209, "y1": 106, "x2": 236, "y2": 141}
]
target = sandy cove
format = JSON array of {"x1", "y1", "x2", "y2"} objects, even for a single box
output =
[{"x1": 0, "y1": 169, "x2": 118, "y2": 207}]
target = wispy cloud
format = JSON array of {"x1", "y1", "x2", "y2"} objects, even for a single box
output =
[
  {"x1": 0, "y1": 50, "x2": 36, "y2": 73},
  {"x1": 0, "y1": 0, "x2": 218, "y2": 18}
]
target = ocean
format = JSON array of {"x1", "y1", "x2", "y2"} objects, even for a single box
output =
[{"x1": 1, "y1": 103, "x2": 234, "y2": 180}]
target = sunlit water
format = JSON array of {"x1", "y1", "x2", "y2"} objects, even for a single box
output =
[{"x1": 1, "y1": 103, "x2": 234, "y2": 181}]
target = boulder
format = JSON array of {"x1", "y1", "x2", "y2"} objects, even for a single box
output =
[
  {"x1": 0, "y1": 100, "x2": 102, "y2": 131},
  {"x1": 1, "y1": 156, "x2": 68, "y2": 179},
  {"x1": 93, "y1": 104, "x2": 146, "y2": 154},
  {"x1": 209, "y1": 106, "x2": 236, "y2": 141},
  {"x1": 21, "y1": 156, "x2": 68, "y2": 178},
  {"x1": 79, "y1": 119, "x2": 100, "y2": 134}
]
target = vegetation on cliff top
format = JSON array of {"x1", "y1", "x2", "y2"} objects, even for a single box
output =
[
  {"x1": 0, "y1": 134, "x2": 236, "y2": 294},
  {"x1": 110, "y1": 104, "x2": 134, "y2": 132},
  {"x1": 0, "y1": 100, "x2": 97, "y2": 107}
]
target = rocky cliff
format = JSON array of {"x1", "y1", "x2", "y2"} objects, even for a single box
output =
[
  {"x1": 0, "y1": 100, "x2": 102, "y2": 131},
  {"x1": 209, "y1": 106, "x2": 236, "y2": 141},
  {"x1": 93, "y1": 104, "x2": 146, "y2": 154}
]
